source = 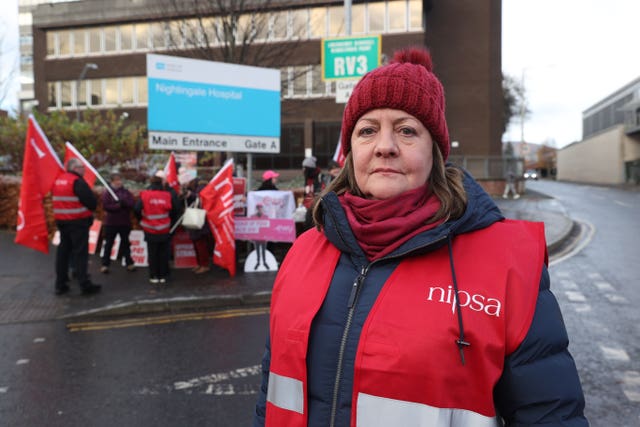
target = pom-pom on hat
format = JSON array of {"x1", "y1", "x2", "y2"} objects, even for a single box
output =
[{"x1": 341, "y1": 47, "x2": 450, "y2": 160}]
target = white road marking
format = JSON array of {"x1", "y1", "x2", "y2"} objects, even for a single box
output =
[
  {"x1": 173, "y1": 365, "x2": 261, "y2": 391},
  {"x1": 555, "y1": 271, "x2": 570, "y2": 278},
  {"x1": 600, "y1": 345, "x2": 630, "y2": 362},
  {"x1": 550, "y1": 220, "x2": 595, "y2": 267},
  {"x1": 565, "y1": 291, "x2": 587, "y2": 302},
  {"x1": 573, "y1": 304, "x2": 591, "y2": 313},
  {"x1": 587, "y1": 272, "x2": 602, "y2": 280},
  {"x1": 614, "y1": 200, "x2": 631, "y2": 208},
  {"x1": 619, "y1": 371, "x2": 640, "y2": 402},
  {"x1": 604, "y1": 294, "x2": 628, "y2": 304},
  {"x1": 33, "y1": 338, "x2": 45, "y2": 343},
  {"x1": 0, "y1": 387, "x2": 8, "y2": 393},
  {"x1": 560, "y1": 280, "x2": 578, "y2": 290},
  {"x1": 594, "y1": 281, "x2": 615, "y2": 292},
  {"x1": 16, "y1": 359, "x2": 29, "y2": 365}
]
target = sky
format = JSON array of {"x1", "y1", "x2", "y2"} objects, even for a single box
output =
[{"x1": 2, "y1": 0, "x2": 639, "y2": 149}]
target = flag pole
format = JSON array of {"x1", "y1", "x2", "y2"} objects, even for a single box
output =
[{"x1": 64, "y1": 141, "x2": 119, "y2": 201}]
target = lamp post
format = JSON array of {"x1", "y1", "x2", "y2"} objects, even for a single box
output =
[{"x1": 76, "y1": 63, "x2": 98, "y2": 121}]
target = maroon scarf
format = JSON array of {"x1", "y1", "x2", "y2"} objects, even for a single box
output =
[{"x1": 338, "y1": 185, "x2": 444, "y2": 261}]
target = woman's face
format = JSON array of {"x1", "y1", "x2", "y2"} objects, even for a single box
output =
[{"x1": 351, "y1": 108, "x2": 434, "y2": 200}]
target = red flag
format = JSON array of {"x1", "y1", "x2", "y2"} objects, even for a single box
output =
[
  {"x1": 63, "y1": 141, "x2": 99, "y2": 188},
  {"x1": 164, "y1": 152, "x2": 180, "y2": 194},
  {"x1": 15, "y1": 115, "x2": 65, "y2": 254},
  {"x1": 333, "y1": 134, "x2": 346, "y2": 167},
  {"x1": 199, "y1": 159, "x2": 236, "y2": 277}
]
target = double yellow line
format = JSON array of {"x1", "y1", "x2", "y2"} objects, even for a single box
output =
[{"x1": 67, "y1": 306, "x2": 270, "y2": 332}]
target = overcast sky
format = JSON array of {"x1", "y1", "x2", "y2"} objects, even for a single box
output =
[{"x1": 2, "y1": 0, "x2": 639, "y2": 149}]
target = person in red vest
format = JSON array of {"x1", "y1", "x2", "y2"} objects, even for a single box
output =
[
  {"x1": 134, "y1": 174, "x2": 178, "y2": 284},
  {"x1": 52, "y1": 157, "x2": 101, "y2": 296},
  {"x1": 253, "y1": 48, "x2": 587, "y2": 426}
]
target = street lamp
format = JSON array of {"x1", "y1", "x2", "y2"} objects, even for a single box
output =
[{"x1": 76, "y1": 63, "x2": 98, "y2": 121}]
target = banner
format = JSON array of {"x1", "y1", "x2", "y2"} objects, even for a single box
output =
[
  {"x1": 128, "y1": 230, "x2": 148, "y2": 267},
  {"x1": 235, "y1": 217, "x2": 296, "y2": 242},
  {"x1": 15, "y1": 115, "x2": 65, "y2": 254},
  {"x1": 246, "y1": 190, "x2": 295, "y2": 219},
  {"x1": 88, "y1": 219, "x2": 102, "y2": 255},
  {"x1": 199, "y1": 159, "x2": 236, "y2": 276}
]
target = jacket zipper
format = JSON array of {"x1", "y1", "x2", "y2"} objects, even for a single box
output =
[
  {"x1": 329, "y1": 265, "x2": 368, "y2": 427},
  {"x1": 326, "y1": 235, "x2": 449, "y2": 427}
]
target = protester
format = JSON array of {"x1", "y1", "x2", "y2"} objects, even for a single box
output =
[
  {"x1": 302, "y1": 156, "x2": 323, "y2": 200},
  {"x1": 323, "y1": 159, "x2": 342, "y2": 186},
  {"x1": 250, "y1": 203, "x2": 269, "y2": 270},
  {"x1": 185, "y1": 177, "x2": 214, "y2": 274},
  {"x1": 257, "y1": 170, "x2": 279, "y2": 191},
  {"x1": 253, "y1": 47, "x2": 587, "y2": 426},
  {"x1": 52, "y1": 157, "x2": 101, "y2": 296},
  {"x1": 100, "y1": 173, "x2": 136, "y2": 273},
  {"x1": 134, "y1": 175, "x2": 178, "y2": 284}
]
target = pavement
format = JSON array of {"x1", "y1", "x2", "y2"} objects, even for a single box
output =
[{"x1": 0, "y1": 186, "x2": 574, "y2": 324}]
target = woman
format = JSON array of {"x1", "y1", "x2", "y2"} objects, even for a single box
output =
[
  {"x1": 185, "y1": 177, "x2": 214, "y2": 274},
  {"x1": 257, "y1": 170, "x2": 279, "y2": 191},
  {"x1": 134, "y1": 175, "x2": 178, "y2": 284},
  {"x1": 253, "y1": 47, "x2": 587, "y2": 426}
]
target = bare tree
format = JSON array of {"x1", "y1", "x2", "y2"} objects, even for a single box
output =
[
  {"x1": 502, "y1": 73, "x2": 529, "y2": 136},
  {"x1": 159, "y1": 0, "x2": 306, "y2": 68}
]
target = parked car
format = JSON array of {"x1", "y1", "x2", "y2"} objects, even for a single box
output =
[{"x1": 523, "y1": 169, "x2": 538, "y2": 180}]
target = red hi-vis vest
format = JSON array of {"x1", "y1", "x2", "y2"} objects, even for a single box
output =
[
  {"x1": 139, "y1": 190, "x2": 171, "y2": 234},
  {"x1": 52, "y1": 172, "x2": 93, "y2": 221},
  {"x1": 266, "y1": 220, "x2": 546, "y2": 427}
]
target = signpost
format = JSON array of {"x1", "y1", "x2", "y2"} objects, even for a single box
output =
[
  {"x1": 147, "y1": 54, "x2": 281, "y2": 154},
  {"x1": 321, "y1": 35, "x2": 381, "y2": 81}
]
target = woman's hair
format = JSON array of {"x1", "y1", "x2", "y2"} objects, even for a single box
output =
[{"x1": 311, "y1": 144, "x2": 467, "y2": 229}]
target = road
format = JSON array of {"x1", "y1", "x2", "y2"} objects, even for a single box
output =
[
  {"x1": 1, "y1": 180, "x2": 638, "y2": 426},
  {"x1": 527, "y1": 180, "x2": 640, "y2": 426},
  {"x1": 0, "y1": 310, "x2": 269, "y2": 427}
]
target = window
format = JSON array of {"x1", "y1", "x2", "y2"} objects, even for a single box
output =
[
  {"x1": 368, "y1": 2, "x2": 385, "y2": 33},
  {"x1": 309, "y1": 7, "x2": 326, "y2": 38},
  {"x1": 388, "y1": 0, "x2": 407, "y2": 32},
  {"x1": 58, "y1": 30, "x2": 71, "y2": 56},
  {"x1": 88, "y1": 28, "x2": 101, "y2": 53},
  {"x1": 292, "y1": 66, "x2": 308, "y2": 96},
  {"x1": 290, "y1": 9, "x2": 308, "y2": 39},
  {"x1": 72, "y1": 29, "x2": 85, "y2": 55},
  {"x1": 328, "y1": 6, "x2": 345, "y2": 36},
  {"x1": 351, "y1": 4, "x2": 366, "y2": 34},
  {"x1": 60, "y1": 81, "x2": 72, "y2": 107},
  {"x1": 281, "y1": 68, "x2": 290, "y2": 98},
  {"x1": 270, "y1": 11, "x2": 287, "y2": 40},
  {"x1": 135, "y1": 23, "x2": 149, "y2": 50},
  {"x1": 48, "y1": 82, "x2": 57, "y2": 108},
  {"x1": 120, "y1": 25, "x2": 133, "y2": 50},
  {"x1": 90, "y1": 79, "x2": 102, "y2": 106},
  {"x1": 77, "y1": 80, "x2": 87, "y2": 106},
  {"x1": 137, "y1": 77, "x2": 148, "y2": 104},
  {"x1": 46, "y1": 32, "x2": 56, "y2": 56},
  {"x1": 121, "y1": 77, "x2": 134, "y2": 104},
  {"x1": 168, "y1": 21, "x2": 183, "y2": 48},
  {"x1": 20, "y1": 35, "x2": 33, "y2": 46},
  {"x1": 104, "y1": 26, "x2": 117, "y2": 52},
  {"x1": 409, "y1": 0, "x2": 423, "y2": 30},
  {"x1": 310, "y1": 64, "x2": 325, "y2": 96},
  {"x1": 105, "y1": 78, "x2": 118, "y2": 104},
  {"x1": 150, "y1": 22, "x2": 166, "y2": 49}
]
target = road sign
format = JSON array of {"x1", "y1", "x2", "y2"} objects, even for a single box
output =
[
  {"x1": 322, "y1": 35, "x2": 381, "y2": 81},
  {"x1": 335, "y1": 79, "x2": 359, "y2": 104}
]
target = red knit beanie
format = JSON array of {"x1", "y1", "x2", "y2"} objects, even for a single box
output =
[{"x1": 341, "y1": 47, "x2": 450, "y2": 160}]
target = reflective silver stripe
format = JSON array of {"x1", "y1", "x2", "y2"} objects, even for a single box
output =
[
  {"x1": 53, "y1": 207, "x2": 89, "y2": 214},
  {"x1": 139, "y1": 220, "x2": 170, "y2": 231},
  {"x1": 356, "y1": 392, "x2": 500, "y2": 427},
  {"x1": 146, "y1": 213, "x2": 169, "y2": 220},
  {"x1": 266, "y1": 372, "x2": 304, "y2": 414},
  {"x1": 52, "y1": 196, "x2": 79, "y2": 202}
]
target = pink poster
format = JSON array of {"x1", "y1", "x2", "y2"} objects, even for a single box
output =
[{"x1": 235, "y1": 217, "x2": 296, "y2": 243}]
